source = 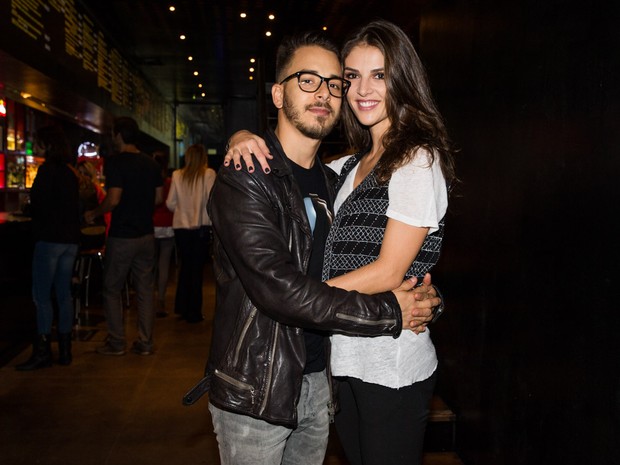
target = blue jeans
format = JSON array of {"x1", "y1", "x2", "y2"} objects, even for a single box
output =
[
  {"x1": 31, "y1": 241, "x2": 79, "y2": 335},
  {"x1": 102, "y1": 235, "x2": 155, "y2": 350},
  {"x1": 209, "y1": 370, "x2": 330, "y2": 465}
]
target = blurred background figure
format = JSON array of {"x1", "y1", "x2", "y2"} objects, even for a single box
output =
[
  {"x1": 152, "y1": 151, "x2": 174, "y2": 318},
  {"x1": 166, "y1": 144, "x2": 216, "y2": 323},
  {"x1": 16, "y1": 125, "x2": 80, "y2": 371},
  {"x1": 76, "y1": 159, "x2": 107, "y2": 250}
]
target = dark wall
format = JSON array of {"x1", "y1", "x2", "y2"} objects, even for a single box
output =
[{"x1": 421, "y1": 1, "x2": 620, "y2": 464}]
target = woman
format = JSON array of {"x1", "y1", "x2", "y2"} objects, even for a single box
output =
[
  {"x1": 166, "y1": 144, "x2": 216, "y2": 323},
  {"x1": 16, "y1": 125, "x2": 80, "y2": 371},
  {"x1": 225, "y1": 20, "x2": 456, "y2": 465}
]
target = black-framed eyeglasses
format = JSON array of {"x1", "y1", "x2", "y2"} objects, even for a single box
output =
[{"x1": 279, "y1": 71, "x2": 351, "y2": 98}]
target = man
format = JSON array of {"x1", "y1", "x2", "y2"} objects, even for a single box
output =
[
  {"x1": 85, "y1": 117, "x2": 163, "y2": 356},
  {"x1": 184, "y1": 33, "x2": 441, "y2": 465}
]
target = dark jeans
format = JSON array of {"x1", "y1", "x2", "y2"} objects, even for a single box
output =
[
  {"x1": 335, "y1": 371, "x2": 437, "y2": 465},
  {"x1": 102, "y1": 235, "x2": 155, "y2": 350},
  {"x1": 174, "y1": 227, "x2": 210, "y2": 321}
]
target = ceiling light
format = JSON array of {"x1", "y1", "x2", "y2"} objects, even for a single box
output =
[
  {"x1": 198, "y1": 83, "x2": 203, "y2": 88},
  {"x1": 169, "y1": 6, "x2": 175, "y2": 12},
  {"x1": 249, "y1": 67, "x2": 255, "y2": 73},
  {"x1": 240, "y1": 12, "x2": 247, "y2": 18},
  {"x1": 250, "y1": 58, "x2": 256, "y2": 63},
  {"x1": 249, "y1": 76, "x2": 254, "y2": 81},
  {"x1": 20, "y1": 92, "x2": 31, "y2": 99},
  {"x1": 322, "y1": 26, "x2": 328, "y2": 31},
  {"x1": 193, "y1": 71, "x2": 199, "y2": 76},
  {"x1": 179, "y1": 34, "x2": 186, "y2": 40},
  {"x1": 201, "y1": 92, "x2": 205, "y2": 97},
  {"x1": 268, "y1": 14, "x2": 275, "y2": 20},
  {"x1": 188, "y1": 56, "x2": 193, "y2": 61},
  {"x1": 265, "y1": 31, "x2": 272, "y2": 37}
]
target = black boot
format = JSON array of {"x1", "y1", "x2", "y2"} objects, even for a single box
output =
[
  {"x1": 15, "y1": 334, "x2": 52, "y2": 371},
  {"x1": 57, "y1": 332, "x2": 73, "y2": 366}
]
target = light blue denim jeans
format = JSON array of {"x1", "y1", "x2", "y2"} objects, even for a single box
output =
[
  {"x1": 32, "y1": 241, "x2": 79, "y2": 334},
  {"x1": 209, "y1": 370, "x2": 330, "y2": 465}
]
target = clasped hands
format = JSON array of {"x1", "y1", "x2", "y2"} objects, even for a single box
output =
[{"x1": 394, "y1": 273, "x2": 440, "y2": 334}]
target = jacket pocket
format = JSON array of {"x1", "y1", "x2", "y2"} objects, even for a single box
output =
[{"x1": 214, "y1": 369, "x2": 256, "y2": 405}]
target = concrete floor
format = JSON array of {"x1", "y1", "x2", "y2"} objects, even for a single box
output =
[{"x1": 0, "y1": 273, "x2": 223, "y2": 465}]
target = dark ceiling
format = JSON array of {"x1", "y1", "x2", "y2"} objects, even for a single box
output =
[{"x1": 79, "y1": 0, "x2": 425, "y2": 143}]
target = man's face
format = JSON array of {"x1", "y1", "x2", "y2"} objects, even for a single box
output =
[{"x1": 276, "y1": 46, "x2": 342, "y2": 140}]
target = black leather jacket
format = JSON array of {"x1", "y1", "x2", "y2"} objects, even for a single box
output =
[{"x1": 183, "y1": 129, "x2": 403, "y2": 428}]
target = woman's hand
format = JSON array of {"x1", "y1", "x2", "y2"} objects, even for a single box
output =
[{"x1": 224, "y1": 130, "x2": 273, "y2": 173}]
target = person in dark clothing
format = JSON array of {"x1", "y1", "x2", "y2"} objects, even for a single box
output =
[
  {"x1": 85, "y1": 117, "x2": 163, "y2": 356},
  {"x1": 16, "y1": 125, "x2": 80, "y2": 371}
]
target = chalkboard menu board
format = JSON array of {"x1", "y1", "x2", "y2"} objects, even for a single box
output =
[{"x1": 0, "y1": 0, "x2": 170, "y2": 133}]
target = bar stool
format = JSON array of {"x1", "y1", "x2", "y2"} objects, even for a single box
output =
[
  {"x1": 73, "y1": 247, "x2": 104, "y2": 325},
  {"x1": 73, "y1": 247, "x2": 130, "y2": 325}
]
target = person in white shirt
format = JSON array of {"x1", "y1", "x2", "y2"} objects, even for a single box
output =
[
  {"x1": 225, "y1": 20, "x2": 456, "y2": 465},
  {"x1": 166, "y1": 144, "x2": 216, "y2": 323}
]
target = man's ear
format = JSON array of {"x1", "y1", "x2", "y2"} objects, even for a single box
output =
[{"x1": 272, "y1": 84, "x2": 284, "y2": 109}]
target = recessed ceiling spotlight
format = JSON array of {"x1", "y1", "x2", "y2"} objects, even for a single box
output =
[
  {"x1": 249, "y1": 76, "x2": 254, "y2": 81},
  {"x1": 188, "y1": 56, "x2": 193, "y2": 61},
  {"x1": 193, "y1": 71, "x2": 199, "y2": 76},
  {"x1": 268, "y1": 14, "x2": 275, "y2": 20},
  {"x1": 249, "y1": 67, "x2": 255, "y2": 73},
  {"x1": 322, "y1": 26, "x2": 328, "y2": 31},
  {"x1": 265, "y1": 31, "x2": 272, "y2": 37},
  {"x1": 240, "y1": 12, "x2": 247, "y2": 18},
  {"x1": 198, "y1": 83, "x2": 203, "y2": 88},
  {"x1": 201, "y1": 92, "x2": 205, "y2": 97},
  {"x1": 179, "y1": 34, "x2": 186, "y2": 40},
  {"x1": 169, "y1": 6, "x2": 175, "y2": 12},
  {"x1": 250, "y1": 58, "x2": 256, "y2": 63}
]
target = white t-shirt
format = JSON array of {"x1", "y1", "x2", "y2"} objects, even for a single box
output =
[
  {"x1": 326, "y1": 149, "x2": 447, "y2": 388},
  {"x1": 166, "y1": 168, "x2": 216, "y2": 229}
]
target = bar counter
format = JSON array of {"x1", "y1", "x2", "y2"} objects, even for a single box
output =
[{"x1": 0, "y1": 211, "x2": 35, "y2": 364}]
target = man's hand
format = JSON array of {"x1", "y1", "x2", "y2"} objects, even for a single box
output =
[
  {"x1": 223, "y1": 130, "x2": 272, "y2": 173},
  {"x1": 392, "y1": 273, "x2": 441, "y2": 334}
]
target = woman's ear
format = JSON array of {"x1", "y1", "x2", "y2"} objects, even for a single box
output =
[{"x1": 272, "y1": 83, "x2": 284, "y2": 109}]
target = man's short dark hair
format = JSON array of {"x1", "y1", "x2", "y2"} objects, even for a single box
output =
[
  {"x1": 275, "y1": 31, "x2": 339, "y2": 82},
  {"x1": 113, "y1": 117, "x2": 140, "y2": 145}
]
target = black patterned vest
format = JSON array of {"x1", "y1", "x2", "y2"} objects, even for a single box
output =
[{"x1": 322, "y1": 153, "x2": 445, "y2": 281}]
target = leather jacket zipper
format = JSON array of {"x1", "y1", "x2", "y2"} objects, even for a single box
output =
[
  {"x1": 232, "y1": 304, "x2": 257, "y2": 367},
  {"x1": 214, "y1": 369, "x2": 256, "y2": 404},
  {"x1": 335, "y1": 313, "x2": 396, "y2": 326},
  {"x1": 259, "y1": 322, "x2": 279, "y2": 415}
]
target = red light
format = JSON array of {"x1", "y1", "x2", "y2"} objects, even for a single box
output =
[{"x1": 0, "y1": 99, "x2": 6, "y2": 117}]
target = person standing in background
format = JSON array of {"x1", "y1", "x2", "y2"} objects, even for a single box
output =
[
  {"x1": 166, "y1": 143, "x2": 216, "y2": 323},
  {"x1": 16, "y1": 125, "x2": 80, "y2": 370},
  {"x1": 85, "y1": 117, "x2": 163, "y2": 356},
  {"x1": 152, "y1": 151, "x2": 174, "y2": 318}
]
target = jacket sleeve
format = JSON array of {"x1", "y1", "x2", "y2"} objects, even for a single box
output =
[{"x1": 209, "y1": 166, "x2": 403, "y2": 338}]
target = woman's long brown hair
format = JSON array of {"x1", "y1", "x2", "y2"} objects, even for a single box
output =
[{"x1": 341, "y1": 20, "x2": 456, "y2": 185}]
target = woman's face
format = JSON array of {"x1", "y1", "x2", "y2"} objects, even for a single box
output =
[{"x1": 344, "y1": 44, "x2": 390, "y2": 135}]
